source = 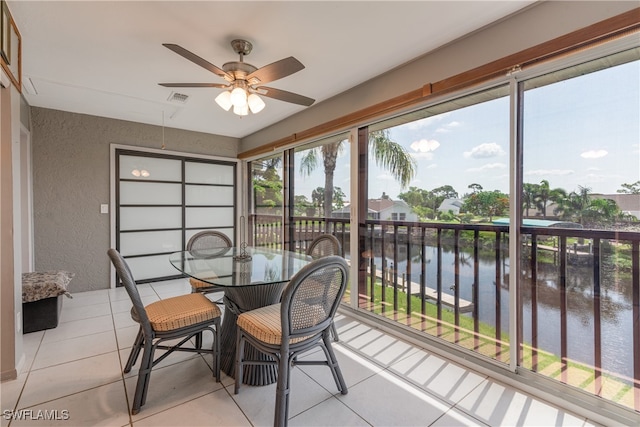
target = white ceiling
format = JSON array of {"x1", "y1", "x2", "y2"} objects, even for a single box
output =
[{"x1": 9, "y1": 1, "x2": 535, "y2": 139}]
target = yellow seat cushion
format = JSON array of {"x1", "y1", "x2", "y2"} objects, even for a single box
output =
[
  {"x1": 237, "y1": 303, "x2": 325, "y2": 345},
  {"x1": 189, "y1": 276, "x2": 219, "y2": 290},
  {"x1": 145, "y1": 293, "x2": 221, "y2": 332}
]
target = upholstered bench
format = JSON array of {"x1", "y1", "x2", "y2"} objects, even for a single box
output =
[{"x1": 22, "y1": 271, "x2": 73, "y2": 333}]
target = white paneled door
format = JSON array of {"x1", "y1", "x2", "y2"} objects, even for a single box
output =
[{"x1": 116, "y1": 150, "x2": 236, "y2": 283}]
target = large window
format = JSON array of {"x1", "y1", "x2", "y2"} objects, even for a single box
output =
[
  {"x1": 249, "y1": 153, "x2": 284, "y2": 248},
  {"x1": 520, "y1": 48, "x2": 640, "y2": 410},
  {"x1": 247, "y1": 39, "x2": 640, "y2": 415}
]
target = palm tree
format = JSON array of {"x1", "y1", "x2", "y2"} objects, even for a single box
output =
[
  {"x1": 300, "y1": 129, "x2": 416, "y2": 218},
  {"x1": 534, "y1": 180, "x2": 565, "y2": 219},
  {"x1": 554, "y1": 186, "x2": 591, "y2": 225},
  {"x1": 522, "y1": 183, "x2": 539, "y2": 217}
]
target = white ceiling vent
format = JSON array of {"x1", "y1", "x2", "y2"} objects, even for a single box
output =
[{"x1": 167, "y1": 92, "x2": 189, "y2": 104}]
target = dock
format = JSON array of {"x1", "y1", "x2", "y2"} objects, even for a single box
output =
[{"x1": 369, "y1": 267, "x2": 474, "y2": 313}]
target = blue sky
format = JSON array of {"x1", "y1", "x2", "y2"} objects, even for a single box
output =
[{"x1": 294, "y1": 60, "x2": 639, "y2": 203}]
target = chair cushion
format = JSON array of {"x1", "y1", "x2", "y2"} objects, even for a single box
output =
[
  {"x1": 189, "y1": 275, "x2": 219, "y2": 291},
  {"x1": 145, "y1": 293, "x2": 221, "y2": 332},
  {"x1": 237, "y1": 303, "x2": 321, "y2": 345}
]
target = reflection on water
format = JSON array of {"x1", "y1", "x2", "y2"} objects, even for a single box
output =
[{"x1": 365, "y1": 243, "x2": 634, "y2": 381}]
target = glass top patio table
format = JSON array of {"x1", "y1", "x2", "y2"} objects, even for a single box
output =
[
  {"x1": 169, "y1": 246, "x2": 313, "y2": 384},
  {"x1": 169, "y1": 246, "x2": 312, "y2": 287}
]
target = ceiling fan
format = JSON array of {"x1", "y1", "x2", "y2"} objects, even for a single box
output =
[{"x1": 159, "y1": 39, "x2": 315, "y2": 116}]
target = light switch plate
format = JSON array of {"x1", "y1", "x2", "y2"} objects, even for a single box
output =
[{"x1": 100, "y1": 204, "x2": 109, "y2": 214}]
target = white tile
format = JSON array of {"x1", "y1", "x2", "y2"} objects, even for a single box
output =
[
  {"x1": 430, "y1": 407, "x2": 489, "y2": 426},
  {"x1": 388, "y1": 348, "x2": 487, "y2": 404},
  {"x1": 297, "y1": 343, "x2": 381, "y2": 391},
  {"x1": 338, "y1": 369, "x2": 450, "y2": 426},
  {"x1": 127, "y1": 357, "x2": 224, "y2": 421},
  {"x1": 0, "y1": 373, "x2": 28, "y2": 417},
  {"x1": 32, "y1": 330, "x2": 117, "y2": 370},
  {"x1": 289, "y1": 396, "x2": 368, "y2": 427},
  {"x1": 58, "y1": 301, "x2": 112, "y2": 323},
  {"x1": 42, "y1": 314, "x2": 114, "y2": 343},
  {"x1": 358, "y1": 333, "x2": 419, "y2": 367},
  {"x1": 63, "y1": 290, "x2": 110, "y2": 308},
  {"x1": 108, "y1": 287, "x2": 131, "y2": 302},
  {"x1": 113, "y1": 311, "x2": 138, "y2": 329},
  {"x1": 11, "y1": 279, "x2": 602, "y2": 427},
  {"x1": 11, "y1": 380, "x2": 130, "y2": 427},
  {"x1": 110, "y1": 294, "x2": 160, "y2": 314},
  {"x1": 109, "y1": 284, "x2": 155, "y2": 302},
  {"x1": 19, "y1": 331, "x2": 44, "y2": 373},
  {"x1": 118, "y1": 346, "x2": 203, "y2": 379},
  {"x1": 231, "y1": 366, "x2": 333, "y2": 426},
  {"x1": 341, "y1": 325, "x2": 419, "y2": 367},
  {"x1": 115, "y1": 325, "x2": 140, "y2": 350},
  {"x1": 133, "y1": 388, "x2": 250, "y2": 426},
  {"x1": 18, "y1": 352, "x2": 122, "y2": 408},
  {"x1": 455, "y1": 379, "x2": 587, "y2": 426}
]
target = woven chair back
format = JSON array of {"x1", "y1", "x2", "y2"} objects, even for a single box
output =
[
  {"x1": 107, "y1": 249, "x2": 153, "y2": 336},
  {"x1": 280, "y1": 255, "x2": 348, "y2": 340},
  {"x1": 306, "y1": 234, "x2": 342, "y2": 259}
]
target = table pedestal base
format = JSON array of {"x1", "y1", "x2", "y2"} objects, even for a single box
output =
[{"x1": 219, "y1": 282, "x2": 286, "y2": 385}]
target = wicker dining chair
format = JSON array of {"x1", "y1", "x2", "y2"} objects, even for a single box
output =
[
  {"x1": 108, "y1": 249, "x2": 221, "y2": 415},
  {"x1": 186, "y1": 230, "x2": 232, "y2": 296},
  {"x1": 306, "y1": 233, "x2": 342, "y2": 259},
  {"x1": 306, "y1": 233, "x2": 342, "y2": 341},
  {"x1": 234, "y1": 255, "x2": 349, "y2": 427}
]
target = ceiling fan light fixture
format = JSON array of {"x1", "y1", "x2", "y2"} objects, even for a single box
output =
[
  {"x1": 215, "y1": 91, "x2": 233, "y2": 111},
  {"x1": 230, "y1": 87, "x2": 247, "y2": 108},
  {"x1": 247, "y1": 93, "x2": 265, "y2": 114},
  {"x1": 233, "y1": 104, "x2": 249, "y2": 116}
]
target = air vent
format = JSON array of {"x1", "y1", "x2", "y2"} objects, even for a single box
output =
[{"x1": 167, "y1": 92, "x2": 189, "y2": 104}]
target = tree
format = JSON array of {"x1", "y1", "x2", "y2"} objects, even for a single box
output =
[
  {"x1": 583, "y1": 198, "x2": 621, "y2": 226},
  {"x1": 311, "y1": 187, "x2": 325, "y2": 214},
  {"x1": 522, "y1": 182, "x2": 539, "y2": 217},
  {"x1": 467, "y1": 183, "x2": 483, "y2": 194},
  {"x1": 293, "y1": 195, "x2": 314, "y2": 216},
  {"x1": 398, "y1": 186, "x2": 431, "y2": 219},
  {"x1": 617, "y1": 181, "x2": 640, "y2": 194},
  {"x1": 252, "y1": 157, "x2": 283, "y2": 214},
  {"x1": 429, "y1": 185, "x2": 459, "y2": 216},
  {"x1": 462, "y1": 190, "x2": 509, "y2": 222},
  {"x1": 300, "y1": 129, "x2": 416, "y2": 217},
  {"x1": 534, "y1": 180, "x2": 566, "y2": 219},
  {"x1": 554, "y1": 186, "x2": 591, "y2": 225}
]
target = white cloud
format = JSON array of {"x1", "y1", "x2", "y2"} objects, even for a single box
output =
[
  {"x1": 403, "y1": 113, "x2": 451, "y2": 131},
  {"x1": 435, "y1": 121, "x2": 461, "y2": 133},
  {"x1": 410, "y1": 152, "x2": 435, "y2": 160},
  {"x1": 377, "y1": 173, "x2": 394, "y2": 181},
  {"x1": 410, "y1": 139, "x2": 440, "y2": 153},
  {"x1": 463, "y1": 142, "x2": 505, "y2": 159},
  {"x1": 466, "y1": 163, "x2": 506, "y2": 172},
  {"x1": 426, "y1": 163, "x2": 437, "y2": 169},
  {"x1": 525, "y1": 169, "x2": 574, "y2": 176},
  {"x1": 580, "y1": 149, "x2": 608, "y2": 159}
]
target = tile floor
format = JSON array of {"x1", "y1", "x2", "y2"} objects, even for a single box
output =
[{"x1": 1, "y1": 278, "x2": 599, "y2": 426}]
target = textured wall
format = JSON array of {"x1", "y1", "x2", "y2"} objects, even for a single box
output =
[{"x1": 31, "y1": 108, "x2": 239, "y2": 292}]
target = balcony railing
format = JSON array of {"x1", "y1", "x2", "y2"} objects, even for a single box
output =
[{"x1": 250, "y1": 213, "x2": 639, "y2": 413}]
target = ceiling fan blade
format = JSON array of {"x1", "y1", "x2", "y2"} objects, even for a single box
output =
[
  {"x1": 258, "y1": 86, "x2": 315, "y2": 107},
  {"x1": 247, "y1": 57, "x2": 305, "y2": 85},
  {"x1": 163, "y1": 43, "x2": 231, "y2": 80},
  {"x1": 159, "y1": 83, "x2": 229, "y2": 88}
]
